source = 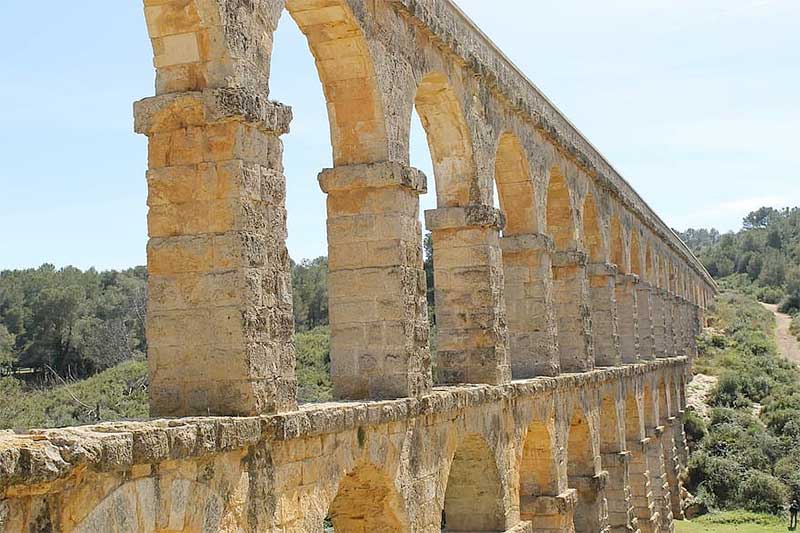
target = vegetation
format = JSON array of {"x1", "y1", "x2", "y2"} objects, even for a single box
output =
[
  {"x1": 675, "y1": 510, "x2": 785, "y2": 533},
  {"x1": 688, "y1": 293, "x2": 800, "y2": 515},
  {"x1": 679, "y1": 207, "x2": 800, "y2": 312}
]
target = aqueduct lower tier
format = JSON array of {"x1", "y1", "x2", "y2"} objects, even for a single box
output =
[
  {"x1": 2, "y1": 360, "x2": 690, "y2": 533},
  {"x1": 2, "y1": 0, "x2": 716, "y2": 531}
]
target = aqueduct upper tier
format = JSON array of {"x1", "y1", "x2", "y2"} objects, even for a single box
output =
[{"x1": 0, "y1": 0, "x2": 716, "y2": 531}]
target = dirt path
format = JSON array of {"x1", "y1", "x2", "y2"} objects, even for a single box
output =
[{"x1": 761, "y1": 303, "x2": 800, "y2": 364}]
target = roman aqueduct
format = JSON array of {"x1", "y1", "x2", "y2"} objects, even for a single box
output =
[{"x1": 0, "y1": 0, "x2": 717, "y2": 531}]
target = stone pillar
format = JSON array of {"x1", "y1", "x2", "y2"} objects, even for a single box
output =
[
  {"x1": 637, "y1": 282, "x2": 654, "y2": 360},
  {"x1": 663, "y1": 418, "x2": 685, "y2": 520},
  {"x1": 551, "y1": 251, "x2": 594, "y2": 372},
  {"x1": 603, "y1": 451, "x2": 637, "y2": 533},
  {"x1": 663, "y1": 294, "x2": 675, "y2": 357},
  {"x1": 570, "y1": 472, "x2": 610, "y2": 533},
  {"x1": 319, "y1": 162, "x2": 431, "y2": 399},
  {"x1": 628, "y1": 439, "x2": 659, "y2": 533},
  {"x1": 500, "y1": 233, "x2": 560, "y2": 377},
  {"x1": 651, "y1": 289, "x2": 667, "y2": 358},
  {"x1": 587, "y1": 263, "x2": 621, "y2": 367},
  {"x1": 646, "y1": 428, "x2": 674, "y2": 533},
  {"x1": 521, "y1": 489, "x2": 578, "y2": 532},
  {"x1": 615, "y1": 274, "x2": 640, "y2": 364},
  {"x1": 687, "y1": 303, "x2": 699, "y2": 358},
  {"x1": 134, "y1": 89, "x2": 297, "y2": 417},
  {"x1": 425, "y1": 206, "x2": 511, "y2": 385}
]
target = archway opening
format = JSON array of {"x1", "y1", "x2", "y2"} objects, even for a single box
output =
[
  {"x1": 630, "y1": 230, "x2": 641, "y2": 277},
  {"x1": 327, "y1": 463, "x2": 405, "y2": 532},
  {"x1": 442, "y1": 434, "x2": 504, "y2": 531},
  {"x1": 545, "y1": 169, "x2": 574, "y2": 250},
  {"x1": 415, "y1": 72, "x2": 474, "y2": 208},
  {"x1": 582, "y1": 192, "x2": 603, "y2": 262},
  {"x1": 495, "y1": 132, "x2": 537, "y2": 236},
  {"x1": 610, "y1": 215, "x2": 624, "y2": 270},
  {"x1": 519, "y1": 420, "x2": 558, "y2": 518},
  {"x1": 568, "y1": 407, "x2": 599, "y2": 532},
  {"x1": 599, "y1": 394, "x2": 621, "y2": 454}
]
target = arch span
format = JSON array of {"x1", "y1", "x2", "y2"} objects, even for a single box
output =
[
  {"x1": 443, "y1": 434, "x2": 504, "y2": 532},
  {"x1": 495, "y1": 132, "x2": 537, "y2": 235},
  {"x1": 327, "y1": 462, "x2": 407, "y2": 532}
]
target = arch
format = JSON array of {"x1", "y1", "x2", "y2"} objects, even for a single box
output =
[
  {"x1": 610, "y1": 214, "x2": 624, "y2": 268},
  {"x1": 658, "y1": 379, "x2": 670, "y2": 423},
  {"x1": 630, "y1": 229, "x2": 641, "y2": 276},
  {"x1": 415, "y1": 72, "x2": 474, "y2": 207},
  {"x1": 328, "y1": 462, "x2": 406, "y2": 532},
  {"x1": 520, "y1": 421, "x2": 559, "y2": 498},
  {"x1": 567, "y1": 408, "x2": 595, "y2": 478},
  {"x1": 443, "y1": 434, "x2": 504, "y2": 531},
  {"x1": 643, "y1": 382, "x2": 656, "y2": 430},
  {"x1": 582, "y1": 192, "x2": 604, "y2": 262},
  {"x1": 599, "y1": 393, "x2": 622, "y2": 454},
  {"x1": 646, "y1": 243, "x2": 655, "y2": 284},
  {"x1": 286, "y1": 0, "x2": 389, "y2": 166},
  {"x1": 545, "y1": 168, "x2": 575, "y2": 250},
  {"x1": 495, "y1": 132, "x2": 537, "y2": 235},
  {"x1": 625, "y1": 387, "x2": 644, "y2": 443}
]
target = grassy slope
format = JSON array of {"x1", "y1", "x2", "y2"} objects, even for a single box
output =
[{"x1": 676, "y1": 511, "x2": 786, "y2": 532}]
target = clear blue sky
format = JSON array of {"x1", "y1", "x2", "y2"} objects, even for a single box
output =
[{"x1": 1, "y1": 0, "x2": 798, "y2": 270}]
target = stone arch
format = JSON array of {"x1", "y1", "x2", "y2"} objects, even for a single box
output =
[
  {"x1": 442, "y1": 434, "x2": 504, "y2": 531},
  {"x1": 643, "y1": 381, "x2": 657, "y2": 431},
  {"x1": 495, "y1": 132, "x2": 537, "y2": 235},
  {"x1": 546, "y1": 168, "x2": 575, "y2": 250},
  {"x1": 286, "y1": 0, "x2": 389, "y2": 166},
  {"x1": 73, "y1": 477, "x2": 236, "y2": 532},
  {"x1": 625, "y1": 385, "x2": 644, "y2": 443},
  {"x1": 599, "y1": 391, "x2": 622, "y2": 454},
  {"x1": 415, "y1": 71, "x2": 475, "y2": 207},
  {"x1": 630, "y1": 229, "x2": 642, "y2": 277},
  {"x1": 646, "y1": 243, "x2": 655, "y2": 284},
  {"x1": 327, "y1": 462, "x2": 407, "y2": 532},
  {"x1": 610, "y1": 214, "x2": 624, "y2": 269},
  {"x1": 567, "y1": 404, "x2": 602, "y2": 532},
  {"x1": 658, "y1": 378, "x2": 670, "y2": 423},
  {"x1": 582, "y1": 191, "x2": 604, "y2": 262},
  {"x1": 520, "y1": 420, "x2": 559, "y2": 499}
]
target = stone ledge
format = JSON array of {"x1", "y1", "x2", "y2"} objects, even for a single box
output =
[
  {"x1": 134, "y1": 87, "x2": 292, "y2": 135},
  {"x1": 0, "y1": 358, "x2": 688, "y2": 492},
  {"x1": 318, "y1": 161, "x2": 427, "y2": 194},
  {"x1": 551, "y1": 250, "x2": 588, "y2": 267},
  {"x1": 500, "y1": 233, "x2": 554, "y2": 253},
  {"x1": 425, "y1": 205, "x2": 505, "y2": 231},
  {"x1": 587, "y1": 262, "x2": 618, "y2": 277}
]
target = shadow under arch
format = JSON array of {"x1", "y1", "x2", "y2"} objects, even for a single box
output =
[
  {"x1": 582, "y1": 191, "x2": 604, "y2": 263},
  {"x1": 630, "y1": 230, "x2": 642, "y2": 277},
  {"x1": 327, "y1": 462, "x2": 407, "y2": 532},
  {"x1": 519, "y1": 420, "x2": 559, "y2": 520},
  {"x1": 442, "y1": 434, "x2": 504, "y2": 531},
  {"x1": 567, "y1": 405, "x2": 602, "y2": 532},
  {"x1": 495, "y1": 131, "x2": 537, "y2": 235},
  {"x1": 415, "y1": 71, "x2": 475, "y2": 207}
]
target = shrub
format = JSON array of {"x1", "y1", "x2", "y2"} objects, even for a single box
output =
[
  {"x1": 737, "y1": 471, "x2": 788, "y2": 514},
  {"x1": 755, "y1": 285, "x2": 784, "y2": 304},
  {"x1": 687, "y1": 452, "x2": 743, "y2": 507},
  {"x1": 791, "y1": 314, "x2": 800, "y2": 342},
  {"x1": 779, "y1": 291, "x2": 800, "y2": 315},
  {"x1": 684, "y1": 410, "x2": 707, "y2": 449},
  {"x1": 709, "y1": 374, "x2": 753, "y2": 409}
]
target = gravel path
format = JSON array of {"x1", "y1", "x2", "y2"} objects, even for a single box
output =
[{"x1": 762, "y1": 303, "x2": 800, "y2": 364}]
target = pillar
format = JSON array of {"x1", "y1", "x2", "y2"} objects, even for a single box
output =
[
  {"x1": 628, "y1": 439, "x2": 659, "y2": 533},
  {"x1": 319, "y1": 162, "x2": 431, "y2": 399},
  {"x1": 521, "y1": 490, "x2": 578, "y2": 532},
  {"x1": 426, "y1": 205, "x2": 511, "y2": 385},
  {"x1": 588, "y1": 263, "x2": 621, "y2": 367},
  {"x1": 646, "y1": 428, "x2": 674, "y2": 533},
  {"x1": 603, "y1": 451, "x2": 637, "y2": 533},
  {"x1": 135, "y1": 89, "x2": 297, "y2": 417},
  {"x1": 664, "y1": 418, "x2": 686, "y2": 520},
  {"x1": 500, "y1": 233, "x2": 560, "y2": 377},
  {"x1": 637, "y1": 282, "x2": 654, "y2": 360},
  {"x1": 673, "y1": 298, "x2": 686, "y2": 357},
  {"x1": 570, "y1": 471, "x2": 610, "y2": 533},
  {"x1": 651, "y1": 289, "x2": 666, "y2": 358},
  {"x1": 551, "y1": 251, "x2": 594, "y2": 372},
  {"x1": 615, "y1": 274, "x2": 639, "y2": 363}
]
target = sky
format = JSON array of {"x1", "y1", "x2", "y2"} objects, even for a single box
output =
[{"x1": 1, "y1": 0, "x2": 798, "y2": 270}]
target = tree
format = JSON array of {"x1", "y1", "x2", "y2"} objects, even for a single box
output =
[
  {"x1": 0, "y1": 325, "x2": 15, "y2": 373},
  {"x1": 743, "y1": 207, "x2": 779, "y2": 230}
]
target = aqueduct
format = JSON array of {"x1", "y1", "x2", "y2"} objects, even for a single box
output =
[{"x1": 0, "y1": 0, "x2": 716, "y2": 531}]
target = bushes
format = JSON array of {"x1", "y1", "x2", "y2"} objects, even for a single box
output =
[
  {"x1": 688, "y1": 291, "x2": 800, "y2": 515},
  {"x1": 684, "y1": 410, "x2": 707, "y2": 449},
  {"x1": 739, "y1": 472, "x2": 788, "y2": 514},
  {"x1": 791, "y1": 314, "x2": 800, "y2": 342}
]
